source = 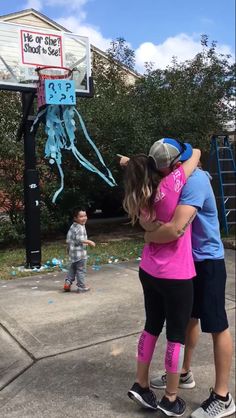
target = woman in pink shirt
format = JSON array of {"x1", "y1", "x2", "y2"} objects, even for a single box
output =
[{"x1": 121, "y1": 138, "x2": 200, "y2": 417}]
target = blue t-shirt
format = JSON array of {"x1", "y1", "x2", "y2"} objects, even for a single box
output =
[{"x1": 179, "y1": 168, "x2": 224, "y2": 261}]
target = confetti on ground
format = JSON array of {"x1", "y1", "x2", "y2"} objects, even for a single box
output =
[
  {"x1": 92, "y1": 265, "x2": 101, "y2": 271},
  {"x1": 110, "y1": 346, "x2": 124, "y2": 356},
  {"x1": 9, "y1": 258, "x2": 68, "y2": 278}
]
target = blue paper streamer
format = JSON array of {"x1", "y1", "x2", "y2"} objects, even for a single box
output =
[{"x1": 31, "y1": 105, "x2": 116, "y2": 203}]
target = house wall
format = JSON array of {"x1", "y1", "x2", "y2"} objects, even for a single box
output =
[{"x1": 2, "y1": 14, "x2": 58, "y2": 30}]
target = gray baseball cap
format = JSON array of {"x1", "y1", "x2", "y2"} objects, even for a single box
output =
[{"x1": 149, "y1": 138, "x2": 193, "y2": 170}]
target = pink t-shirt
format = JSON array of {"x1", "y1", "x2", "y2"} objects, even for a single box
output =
[{"x1": 140, "y1": 165, "x2": 195, "y2": 280}]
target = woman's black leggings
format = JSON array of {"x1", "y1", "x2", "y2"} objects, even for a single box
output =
[{"x1": 139, "y1": 268, "x2": 193, "y2": 344}]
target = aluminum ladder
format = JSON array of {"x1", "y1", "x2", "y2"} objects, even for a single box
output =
[{"x1": 209, "y1": 135, "x2": 236, "y2": 235}]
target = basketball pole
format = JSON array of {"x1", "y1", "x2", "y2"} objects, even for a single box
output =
[{"x1": 21, "y1": 92, "x2": 41, "y2": 268}]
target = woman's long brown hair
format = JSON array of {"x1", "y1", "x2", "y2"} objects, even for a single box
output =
[{"x1": 123, "y1": 154, "x2": 161, "y2": 225}]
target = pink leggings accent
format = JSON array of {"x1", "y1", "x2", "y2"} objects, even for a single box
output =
[
  {"x1": 137, "y1": 330, "x2": 158, "y2": 363},
  {"x1": 165, "y1": 340, "x2": 185, "y2": 373}
]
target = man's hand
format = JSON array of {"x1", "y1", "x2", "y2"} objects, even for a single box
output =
[
  {"x1": 117, "y1": 154, "x2": 130, "y2": 167},
  {"x1": 144, "y1": 205, "x2": 197, "y2": 244},
  {"x1": 139, "y1": 218, "x2": 163, "y2": 232}
]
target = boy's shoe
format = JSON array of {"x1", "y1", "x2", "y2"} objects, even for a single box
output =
[
  {"x1": 151, "y1": 370, "x2": 195, "y2": 389},
  {"x1": 191, "y1": 390, "x2": 236, "y2": 418},
  {"x1": 128, "y1": 382, "x2": 158, "y2": 410},
  {"x1": 77, "y1": 285, "x2": 90, "y2": 292},
  {"x1": 158, "y1": 395, "x2": 186, "y2": 417},
  {"x1": 63, "y1": 281, "x2": 71, "y2": 292}
]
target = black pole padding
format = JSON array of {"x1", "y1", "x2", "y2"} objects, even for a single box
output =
[
  {"x1": 22, "y1": 92, "x2": 41, "y2": 268},
  {"x1": 24, "y1": 169, "x2": 41, "y2": 268},
  {"x1": 17, "y1": 92, "x2": 35, "y2": 141}
]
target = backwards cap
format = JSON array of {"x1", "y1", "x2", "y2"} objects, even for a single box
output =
[{"x1": 148, "y1": 138, "x2": 193, "y2": 170}]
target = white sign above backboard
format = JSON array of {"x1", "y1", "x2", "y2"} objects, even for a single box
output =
[{"x1": 20, "y1": 30, "x2": 63, "y2": 67}]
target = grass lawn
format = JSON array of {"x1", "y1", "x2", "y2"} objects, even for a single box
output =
[{"x1": 0, "y1": 237, "x2": 144, "y2": 281}]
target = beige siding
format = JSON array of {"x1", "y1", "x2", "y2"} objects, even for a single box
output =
[
  {"x1": 91, "y1": 49, "x2": 140, "y2": 85},
  {"x1": 125, "y1": 73, "x2": 139, "y2": 85},
  {"x1": 2, "y1": 15, "x2": 60, "y2": 31}
]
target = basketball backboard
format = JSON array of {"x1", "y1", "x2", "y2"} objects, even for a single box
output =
[{"x1": 0, "y1": 21, "x2": 93, "y2": 96}]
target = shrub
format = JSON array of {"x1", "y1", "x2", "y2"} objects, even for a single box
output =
[{"x1": 0, "y1": 219, "x2": 25, "y2": 247}]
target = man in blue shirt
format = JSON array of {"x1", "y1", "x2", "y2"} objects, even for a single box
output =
[{"x1": 145, "y1": 168, "x2": 235, "y2": 418}]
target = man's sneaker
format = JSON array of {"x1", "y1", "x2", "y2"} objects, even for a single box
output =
[
  {"x1": 158, "y1": 395, "x2": 186, "y2": 417},
  {"x1": 151, "y1": 370, "x2": 195, "y2": 389},
  {"x1": 191, "y1": 390, "x2": 236, "y2": 418},
  {"x1": 77, "y1": 285, "x2": 90, "y2": 292},
  {"x1": 127, "y1": 382, "x2": 158, "y2": 410},
  {"x1": 63, "y1": 281, "x2": 71, "y2": 292}
]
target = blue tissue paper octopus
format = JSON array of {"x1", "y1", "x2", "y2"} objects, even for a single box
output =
[{"x1": 31, "y1": 104, "x2": 116, "y2": 203}]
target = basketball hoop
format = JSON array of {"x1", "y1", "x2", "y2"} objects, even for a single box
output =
[
  {"x1": 35, "y1": 66, "x2": 73, "y2": 80},
  {"x1": 36, "y1": 66, "x2": 76, "y2": 108}
]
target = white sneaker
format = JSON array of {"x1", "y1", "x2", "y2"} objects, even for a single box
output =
[
  {"x1": 151, "y1": 370, "x2": 195, "y2": 389},
  {"x1": 191, "y1": 390, "x2": 236, "y2": 418},
  {"x1": 77, "y1": 286, "x2": 90, "y2": 292}
]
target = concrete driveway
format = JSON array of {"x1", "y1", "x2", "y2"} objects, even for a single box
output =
[{"x1": 0, "y1": 250, "x2": 235, "y2": 417}]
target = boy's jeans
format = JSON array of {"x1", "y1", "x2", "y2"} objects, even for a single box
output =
[{"x1": 67, "y1": 259, "x2": 86, "y2": 287}]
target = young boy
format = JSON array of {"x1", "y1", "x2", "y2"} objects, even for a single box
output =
[{"x1": 64, "y1": 208, "x2": 95, "y2": 293}]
